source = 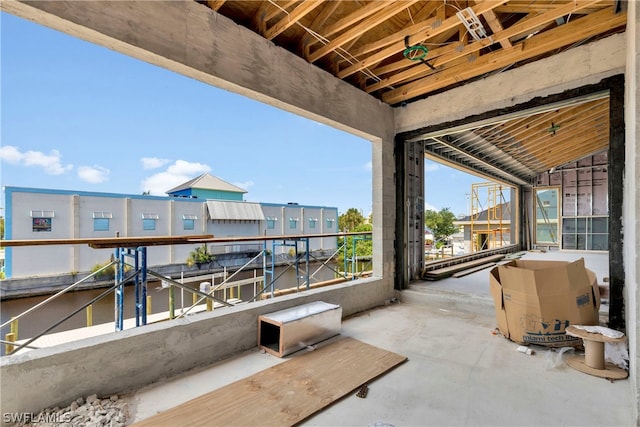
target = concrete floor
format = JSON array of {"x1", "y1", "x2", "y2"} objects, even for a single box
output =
[{"x1": 125, "y1": 250, "x2": 633, "y2": 426}]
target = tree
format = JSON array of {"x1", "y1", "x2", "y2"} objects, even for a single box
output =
[
  {"x1": 0, "y1": 217, "x2": 3, "y2": 239},
  {"x1": 337, "y1": 223, "x2": 372, "y2": 266},
  {"x1": 339, "y1": 208, "x2": 365, "y2": 231},
  {"x1": 425, "y1": 208, "x2": 458, "y2": 247},
  {"x1": 336, "y1": 209, "x2": 372, "y2": 265}
]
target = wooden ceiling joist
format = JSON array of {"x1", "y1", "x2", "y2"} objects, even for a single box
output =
[
  {"x1": 338, "y1": 1, "x2": 506, "y2": 80},
  {"x1": 381, "y1": 6, "x2": 626, "y2": 104},
  {"x1": 299, "y1": 1, "x2": 340, "y2": 55},
  {"x1": 342, "y1": 2, "x2": 441, "y2": 60},
  {"x1": 303, "y1": 1, "x2": 390, "y2": 56},
  {"x1": 264, "y1": 0, "x2": 323, "y2": 40},
  {"x1": 206, "y1": 0, "x2": 226, "y2": 12},
  {"x1": 493, "y1": 1, "x2": 610, "y2": 15},
  {"x1": 367, "y1": 26, "x2": 460, "y2": 78},
  {"x1": 488, "y1": 100, "x2": 609, "y2": 150},
  {"x1": 307, "y1": 0, "x2": 422, "y2": 64},
  {"x1": 367, "y1": 0, "x2": 602, "y2": 94},
  {"x1": 482, "y1": 9, "x2": 513, "y2": 49}
]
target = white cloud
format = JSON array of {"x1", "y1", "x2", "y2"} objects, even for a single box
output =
[
  {"x1": 364, "y1": 161, "x2": 372, "y2": 171},
  {"x1": 166, "y1": 160, "x2": 211, "y2": 175},
  {"x1": 141, "y1": 160, "x2": 211, "y2": 195},
  {"x1": 425, "y1": 162, "x2": 440, "y2": 172},
  {"x1": 232, "y1": 180, "x2": 254, "y2": 191},
  {"x1": 141, "y1": 157, "x2": 170, "y2": 170},
  {"x1": 0, "y1": 145, "x2": 72, "y2": 175},
  {"x1": 78, "y1": 165, "x2": 110, "y2": 184},
  {"x1": 0, "y1": 146, "x2": 23, "y2": 163},
  {"x1": 425, "y1": 202, "x2": 438, "y2": 211}
]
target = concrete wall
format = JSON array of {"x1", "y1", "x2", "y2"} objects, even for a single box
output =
[
  {"x1": 625, "y1": 1, "x2": 639, "y2": 422},
  {"x1": 0, "y1": 279, "x2": 394, "y2": 419}
]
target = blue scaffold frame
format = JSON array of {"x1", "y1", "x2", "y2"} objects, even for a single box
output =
[
  {"x1": 263, "y1": 238, "x2": 310, "y2": 298},
  {"x1": 344, "y1": 234, "x2": 372, "y2": 280},
  {"x1": 114, "y1": 246, "x2": 148, "y2": 331}
]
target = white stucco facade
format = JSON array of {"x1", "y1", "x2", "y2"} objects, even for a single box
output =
[{"x1": 3, "y1": 187, "x2": 338, "y2": 278}]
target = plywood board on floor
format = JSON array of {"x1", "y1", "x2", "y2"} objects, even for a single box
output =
[{"x1": 132, "y1": 337, "x2": 407, "y2": 427}]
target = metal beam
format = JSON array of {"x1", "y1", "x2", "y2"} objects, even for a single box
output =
[{"x1": 427, "y1": 136, "x2": 531, "y2": 186}]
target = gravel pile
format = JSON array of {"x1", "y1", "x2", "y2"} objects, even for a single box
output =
[{"x1": 13, "y1": 394, "x2": 128, "y2": 427}]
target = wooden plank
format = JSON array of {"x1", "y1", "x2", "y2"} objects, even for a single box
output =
[
  {"x1": 0, "y1": 235, "x2": 214, "y2": 248},
  {"x1": 424, "y1": 254, "x2": 505, "y2": 279},
  {"x1": 131, "y1": 337, "x2": 407, "y2": 427},
  {"x1": 1, "y1": 231, "x2": 371, "y2": 248},
  {"x1": 451, "y1": 262, "x2": 497, "y2": 278}
]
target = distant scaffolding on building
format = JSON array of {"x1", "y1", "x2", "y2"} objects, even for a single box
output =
[{"x1": 470, "y1": 183, "x2": 510, "y2": 252}]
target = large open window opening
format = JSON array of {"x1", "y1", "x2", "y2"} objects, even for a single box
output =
[
  {"x1": 1, "y1": 13, "x2": 374, "y2": 338},
  {"x1": 396, "y1": 75, "x2": 624, "y2": 331}
]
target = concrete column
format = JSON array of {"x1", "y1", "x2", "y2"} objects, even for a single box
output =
[
  {"x1": 372, "y1": 132, "x2": 396, "y2": 289},
  {"x1": 624, "y1": 0, "x2": 639, "y2": 422}
]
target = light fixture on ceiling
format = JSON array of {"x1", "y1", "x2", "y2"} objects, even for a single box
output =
[
  {"x1": 456, "y1": 7, "x2": 489, "y2": 41},
  {"x1": 403, "y1": 36, "x2": 435, "y2": 70},
  {"x1": 547, "y1": 122, "x2": 561, "y2": 136}
]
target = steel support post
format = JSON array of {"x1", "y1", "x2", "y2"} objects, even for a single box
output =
[{"x1": 115, "y1": 247, "x2": 124, "y2": 331}]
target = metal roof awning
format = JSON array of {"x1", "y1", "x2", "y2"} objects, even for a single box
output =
[{"x1": 206, "y1": 201, "x2": 265, "y2": 221}]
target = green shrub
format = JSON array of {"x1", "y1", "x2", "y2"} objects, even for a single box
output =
[
  {"x1": 90, "y1": 261, "x2": 117, "y2": 279},
  {"x1": 186, "y1": 244, "x2": 215, "y2": 267},
  {"x1": 90, "y1": 260, "x2": 130, "y2": 279}
]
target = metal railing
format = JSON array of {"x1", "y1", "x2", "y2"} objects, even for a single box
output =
[
  {"x1": 2, "y1": 261, "x2": 129, "y2": 356},
  {"x1": 2, "y1": 232, "x2": 374, "y2": 355}
]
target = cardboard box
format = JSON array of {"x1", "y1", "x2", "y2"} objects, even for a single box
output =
[{"x1": 489, "y1": 258, "x2": 600, "y2": 347}]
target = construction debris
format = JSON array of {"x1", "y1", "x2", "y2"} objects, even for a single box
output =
[
  {"x1": 423, "y1": 254, "x2": 505, "y2": 280},
  {"x1": 356, "y1": 384, "x2": 369, "y2": 398},
  {"x1": 13, "y1": 394, "x2": 128, "y2": 427}
]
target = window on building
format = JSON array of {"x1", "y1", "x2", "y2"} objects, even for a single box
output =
[
  {"x1": 142, "y1": 213, "x2": 159, "y2": 231},
  {"x1": 266, "y1": 216, "x2": 277, "y2": 230},
  {"x1": 326, "y1": 218, "x2": 335, "y2": 229},
  {"x1": 309, "y1": 218, "x2": 318, "y2": 229},
  {"x1": 182, "y1": 214, "x2": 197, "y2": 231},
  {"x1": 534, "y1": 188, "x2": 559, "y2": 245},
  {"x1": 30, "y1": 210, "x2": 54, "y2": 232},
  {"x1": 289, "y1": 217, "x2": 299, "y2": 229},
  {"x1": 93, "y1": 212, "x2": 113, "y2": 232}
]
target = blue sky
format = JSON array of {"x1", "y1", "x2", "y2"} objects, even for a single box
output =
[{"x1": 1, "y1": 12, "x2": 482, "y2": 218}]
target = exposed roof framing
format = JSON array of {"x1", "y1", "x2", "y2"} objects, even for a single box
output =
[
  {"x1": 200, "y1": 1, "x2": 623, "y2": 185},
  {"x1": 419, "y1": 96, "x2": 610, "y2": 186},
  {"x1": 203, "y1": 0, "x2": 626, "y2": 106}
]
